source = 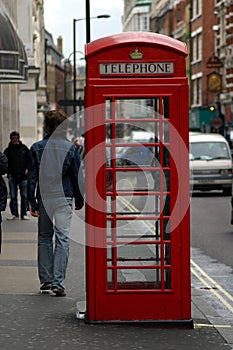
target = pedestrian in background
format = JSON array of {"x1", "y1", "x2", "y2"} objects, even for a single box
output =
[
  {"x1": 27, "y1": 110, "x2": 84, "y2": 297},
  {"x1": 0, "y1": 152, "x2": 8, "y2": 253},
  {"x1": 4, "y1": 131, "x2": 30, "y2": 220}
]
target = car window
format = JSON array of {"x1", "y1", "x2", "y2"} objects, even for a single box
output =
[{"x1": 190, "y1": 142, "x2": 230, "y2": 160}]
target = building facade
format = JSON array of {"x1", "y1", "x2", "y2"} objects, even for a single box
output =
[
  {"x1": 45, "y1": 30, "x2": 64, "y2": 111},
  {"x1": 123, "y1": 0, "x2": 152, "y2": 32},
  {"x1": 122, "y1": 0, "x2": 233, "y2": 138},
  {"x1": 214, "y1": 0, "x2": 233, "y2": 141},
  {"x1": 0, "y1": 0, "x2": 46, "y2": 149},
  {"x1": 151, "y1": 0, "x2": 174, "y2": 35}
]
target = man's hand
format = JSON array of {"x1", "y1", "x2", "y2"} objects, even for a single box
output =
[
  {"x1": 75, "y1": 202, "x2": 84, "y2": 210},
  {"x1": 29, "y1": 204, "x2": 40, "y2": 217}
]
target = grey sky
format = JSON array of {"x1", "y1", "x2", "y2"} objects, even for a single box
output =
[{"x1": 44, "y1": 0, "x2": 123, "y2": 58}]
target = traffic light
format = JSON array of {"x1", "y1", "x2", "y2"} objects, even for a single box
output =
[{"x1": 209, "y1": 104, "x2": 216, "y2": 112}]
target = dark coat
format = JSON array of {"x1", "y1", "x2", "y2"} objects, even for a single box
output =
[
  {"x1": 0, "y1": 152, "x2": 8, "y2": 211},
  {"x1": 4, "y1": 141, "x2": 29, "y2": 181}
]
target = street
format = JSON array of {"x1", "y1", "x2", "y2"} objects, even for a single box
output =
[
  {"x1": 190, "y1": 191, "x2": 233, "y2": 328},
  {"x1": 191, "y1": 192, "x2": 233, "y2": 268},
  {"x1": 0, "y1": 193, "x2": 233, "y2": 349}
]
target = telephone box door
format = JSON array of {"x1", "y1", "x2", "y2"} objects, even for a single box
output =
[{"x1": 85, "y1": 84, "x2": 191, "y2": 324}]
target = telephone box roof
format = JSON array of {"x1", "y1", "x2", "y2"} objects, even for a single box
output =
[{"x1": 86, "y1": 32, "x2": 188, "y2": 58}]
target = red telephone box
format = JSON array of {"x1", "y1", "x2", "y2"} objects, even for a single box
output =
[{"x1": 85, "y1": 32, "x2": 192, "y2": 327}]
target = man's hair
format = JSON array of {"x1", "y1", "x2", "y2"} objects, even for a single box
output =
[
  {"x1": 44, "y1": 110, "x2": 68, "y2": 135},
  {"x1": 10, "y1": 131, "x2": 20, "y2": 139}
]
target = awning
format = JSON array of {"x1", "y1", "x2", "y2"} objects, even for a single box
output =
[{"x1": 0, "y1": 8, "x2": 28, "y2": 83}]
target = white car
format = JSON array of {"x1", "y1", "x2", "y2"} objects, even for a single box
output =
[{"x1": 189, "y1": 132, "x2": 232, "y2": 195}]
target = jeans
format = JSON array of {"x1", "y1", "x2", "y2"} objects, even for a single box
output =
[
  {"x1": 8, "y1": 176, "x2": 28, "y2": 218},
  {"x1": 38, "y1": 197, "x2": 73, "y2": 290}
]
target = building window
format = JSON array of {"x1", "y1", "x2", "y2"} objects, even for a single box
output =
[
  {"x1": 192, "y1": 32, "x2": 202, "y2": 62},
  {"x1": 219, "y1": 11, "x2": 226, "y2": 49},
  {"x1": 137, "y1": 13, "x2": 140, "y2": 31},
  {"x1": 193, "y1": 77, "x2": 202, "y2": 105},
  {"x1": 192, "y1": 0, "x2": 202, "y2": 19},
  {"x1": 143, "y1": 15, "x2": 148, "y2": 30}
]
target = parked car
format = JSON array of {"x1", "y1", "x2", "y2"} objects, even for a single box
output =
[
  {"x1": 189, "y1": 132, "x2": 232, "y2": 195},
  {"x1": 116, "y1": 145, "x2": 155, "y2": 167}
]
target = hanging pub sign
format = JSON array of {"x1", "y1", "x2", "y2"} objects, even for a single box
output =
[
  {"x1": 207, "y1": 72, "x2": 222, "y2": 93},
  {"x1": 206, "y1": 54, "x2": 223, "y2": 69}
]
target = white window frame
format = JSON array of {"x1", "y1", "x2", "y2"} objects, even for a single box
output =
[
  {"x1": 192, "y1": 0, "x2": 202, "y2": 19},
  {"x1": 192, "y1": 72, "x2": 203, "y2": 106},
  {"x1": 191, "y1": 27, "x2": 202, "y2": 63}
]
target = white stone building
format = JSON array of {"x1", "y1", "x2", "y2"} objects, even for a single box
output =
[{"x1": 0, "y1": 0, "x2": 46, "y2": 150}]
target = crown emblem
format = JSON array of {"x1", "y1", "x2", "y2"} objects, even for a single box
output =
[{"x1": 129, "y1": 48, "x2": 144, "y2": 60}]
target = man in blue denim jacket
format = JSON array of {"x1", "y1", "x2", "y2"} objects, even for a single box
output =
[{"x1": 27, "y1": 110, "x2": 84, "y2": 296}]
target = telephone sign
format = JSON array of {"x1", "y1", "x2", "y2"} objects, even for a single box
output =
[{"x1": 99, "y1": 62, "x2": 174, "y2": 75}]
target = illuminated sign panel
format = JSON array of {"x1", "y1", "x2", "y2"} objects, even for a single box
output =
[{"x1": 99, "y1": 62, "x2": 174, "y2": 75}]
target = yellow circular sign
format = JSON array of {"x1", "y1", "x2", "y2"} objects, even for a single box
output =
[{"x1": 207, "y1": 72, "x2": 222, "y2": 92}]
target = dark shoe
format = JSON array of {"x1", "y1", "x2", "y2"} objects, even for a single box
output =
[
  {"x1": 40, "y1": 283, "x2": 51, "y2": 292},
  {"x1": 52, "y1": 286, "x2": 66, "y2": 297}
]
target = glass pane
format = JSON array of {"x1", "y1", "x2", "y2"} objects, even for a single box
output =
[
  {"x1": 164, "y1": 268, "x2": 171, "y2": 289},
  {"x1": 106, "y1": 219, "x2": 162, "y2": 241},
  {"x1": 116, "y1": 171, "x2": 156, "y2": 191},
  {"x1": 164, "y1": 220, "x2": 170, "y2": 240},
  {"x1": 163, "y1": 146, "x2": 170, "y2": 167},
  {"x1": 115, "y1": 99, "x2": 160, "y2": 120},
  {"x1": 115, "y1": 146, "x2": 156, "y2": 168},
  {"x1": 115, "y1": 244, "x2": 161, "y2": 266},
  {"x1": 107, "y1": 220, "x2": 114, "y2": 241},
  {"x1": 190, "y1": 141, "x2": 231, "y2": 160},
  {"x1": 107, "y1": 195, "x2": 163, "y2": 216},
  {"x1": 116, "y1": 268, "x2": 162, "y2": 290},
  {"x1": 164, "y1": 170, "x2": 170, "y2": 191},
  {"x1": 115, "y1": 122, "x2": 160, "y2": 142},
  {"x1": 151, "y1": 169, "x2": 170, "y2": 192},
  {"x1": 105, "y1": 99, "x2": 112, "y2": 119},
  {"x1": 164, "y1": 195, "x2": 170, "y2": 216},
  {"x1": 147, "y1": 97, "x2": 160, "y2": 114},
  {"x1": 106, "y1": 147, "x2": 113, "y2": 168},
  {"x1": 106, "y1": 162, "x2": 169, "y2": 191},
  {"x1": 162, "y1": 121, "x2": 169, "y2": 143},
  {"x1": 0, "y1": 53, "x2": 19, "y2": 70},
  {"x1": 164, "y1": 244, "x2": 171, "y2": 264},
  {"x1": 106, "y1": 123, "x2": 112, "y2": 141},
  {"x1": 106, "y1": 170, "x2": 113, "y2": 191},
  {"x1": 107, "y1": 246, "x2": 114, "y2": 266},
  {"x1": 162, "y1": 97, "x2": 169, "y2": 119},
  {"x1": 107, "y1": 270, "x2": 114, "y2": 290}
]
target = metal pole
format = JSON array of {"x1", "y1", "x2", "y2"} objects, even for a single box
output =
[
  {"x1": 73, "y1": 12, "x2": 110, "y2": 115},
  {"x1": 45, "y1": 38, "x2": 48, "y2": 86},
  {"x1": 44, "y1": 38, "x2": 49, "y2": 105},
  {"x1": 64, "y1": 60, "x2": 67, "y2": 113},
  {"x1": 189, "y1": 1, "x2": 193, "y2": 106},
  {"x1": 73, "y1": 19, "x2": 77, "y2": 114},
  {"x1": 86, "y1": 0, "x2": 91, "y2": 43}
]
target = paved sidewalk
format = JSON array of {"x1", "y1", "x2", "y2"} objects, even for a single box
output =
[{"x1": 0, "y1": 209, "x2": 233, "y2": 350}]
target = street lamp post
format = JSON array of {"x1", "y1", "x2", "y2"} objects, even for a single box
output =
[
  {"x1": 73, "y1": 14, "x2": 110, "y2": 114},
  {"x1": 86, "y1": 0, "x2": 90, "y2": 44},
  {"x1": 64, "y1": 51, "x2": 84, "y2": 114}
]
